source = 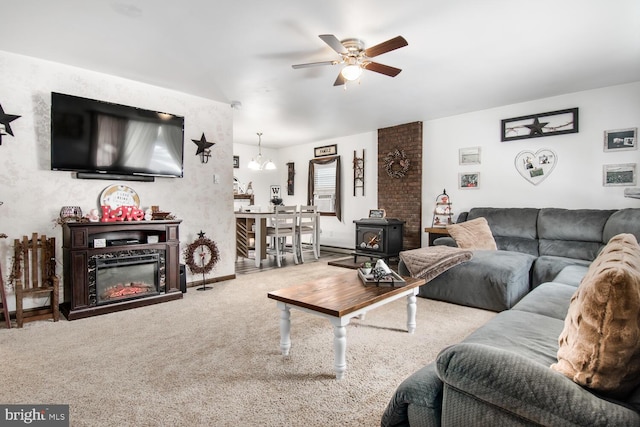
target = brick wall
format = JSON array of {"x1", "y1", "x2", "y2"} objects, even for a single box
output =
[{"x1": 378, "y1": 122, "x2": 423, "y2": 250}]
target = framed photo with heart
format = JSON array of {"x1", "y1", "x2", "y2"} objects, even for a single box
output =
[{"x1": 514, "y1": 149, "x2": 557, "y2": 185}]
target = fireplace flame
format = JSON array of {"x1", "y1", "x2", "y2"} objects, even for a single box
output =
[{"x1": 101, "y1": 282, "x2": 154, "y2": 300}]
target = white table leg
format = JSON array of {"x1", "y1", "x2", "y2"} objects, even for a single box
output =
[
  {"x1": 278, "y1": 302, "x2": 291, "y2": 356},
  {"x1": 333, "y1": 324, "x2": 347, "y2": 380},
  {"x1": 407, "y1": 291, "x2": 418, "y2": 334}
]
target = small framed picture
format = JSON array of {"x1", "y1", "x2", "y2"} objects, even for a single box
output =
[
  {"x1": 604, "y1": 128, "x2": 637, "y2": 152},
  {"x1": 233, "y1": 155, "x2": 239, "y2": 168},
  {"x1": 459, "y1": 172, "x2": 480, "y2": 189},
  {"x1": 603, "y1": 163, "x2": 637, "y2": 186},
  {"x1": 314, "y1": 144, "x2": 337, "y2": 157},
  {"x1": 369, "y1": 209, "x2": 386, "y2": 219},
  {"x1": 459, "y1": 146, "x2": 481, "y2": 165},
  {"x1": 270, "y1": 185, "x2": 281, "y2": 198}
]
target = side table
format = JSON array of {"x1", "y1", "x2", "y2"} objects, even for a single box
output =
[{"x1": 424, "y1": 227, "x2": 450, "y2": 246}]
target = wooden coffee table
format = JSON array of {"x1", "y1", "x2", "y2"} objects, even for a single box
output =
[{"x1": 267, "y1": 271, "x2": 426, "y2": 379}]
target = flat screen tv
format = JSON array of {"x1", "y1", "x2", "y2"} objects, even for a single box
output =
[{"x1": 51, "y1": 92, "x2": 184, "y2": 180}]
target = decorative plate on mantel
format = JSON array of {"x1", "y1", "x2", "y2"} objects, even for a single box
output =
[{"x1": 100, "y1": 184, "x2": 140, "y2": 208}]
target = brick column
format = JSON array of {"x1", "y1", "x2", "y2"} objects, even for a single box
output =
[{"x1": 378, "y1": 122, "x2": 423, "y2": 250}]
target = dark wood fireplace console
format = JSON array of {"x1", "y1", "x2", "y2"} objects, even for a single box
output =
[{"x1": 61, "y1": 220, "x2": 183, "y2": 320}]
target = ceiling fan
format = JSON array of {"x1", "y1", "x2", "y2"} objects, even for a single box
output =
[{"x1": 292, "y1": 34, "x2": 408, "y2": 86}]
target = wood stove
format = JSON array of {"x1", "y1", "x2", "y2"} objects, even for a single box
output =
[{"x1": 352, "y1": 218, "x2": 405, "y2": 263}]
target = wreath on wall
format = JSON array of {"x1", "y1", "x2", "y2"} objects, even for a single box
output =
[
  {"x1": 384, "y1": 149, "x2": 410, "y2": 179},
  {"x1": 184, "y1": 231, "x2": 220, "y2": 275}
]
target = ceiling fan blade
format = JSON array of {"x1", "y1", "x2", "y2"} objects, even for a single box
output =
[
  {"x1": 364, "y1": 36, "x2": 408, "y2": 58},
  {"x1": 363, "y1": 62, "x2": 402, "y2": 77},
  {"x1": 333, "y1": 73, "x2": 346, "y2": 86},
  {"x1": 292, "y1": 60, "x2": 337, "y2": 69},
  {"x1": 319, "y1": 34, "x2": 348, "y2": 54}
]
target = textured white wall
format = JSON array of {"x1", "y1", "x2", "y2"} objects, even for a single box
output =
[{"x1": 0, "y1": 51, "x2": 235, "y2": 310}]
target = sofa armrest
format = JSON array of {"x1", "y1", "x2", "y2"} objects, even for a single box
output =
[
  {"x1": 381, "y1": 363, "x2": 443, "y2": 427},
  {"x1": 436, "y1": 343, "x2": 640, "y2": 426}
]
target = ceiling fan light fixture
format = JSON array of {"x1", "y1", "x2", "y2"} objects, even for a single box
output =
[{"x1": 341, "y1": 64, "x2": 362, "y2": 81}]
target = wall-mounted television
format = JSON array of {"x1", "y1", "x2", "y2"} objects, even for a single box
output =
[{"x1": 51, "y1": 92, "x2": 185, "y2": 181}]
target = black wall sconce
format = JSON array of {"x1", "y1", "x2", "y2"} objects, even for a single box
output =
[{"x1": 191, "y1": 133, "x2": 215, "y2": 164}]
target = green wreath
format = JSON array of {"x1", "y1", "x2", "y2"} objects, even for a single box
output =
[
  {"x1": 384, "y1": 149, "x2": 410, "y2": 179},
  {"x1": 184, "y1": 234, "x2": 220, "y2": 275}
]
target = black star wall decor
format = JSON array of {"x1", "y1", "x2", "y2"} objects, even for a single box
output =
[
  {"x1": 0, "y1": 102, "x2": 21, "y2": 145},
  {"x1": 191, "y1": 133, "x2": 215, "y2": 163},
  {"x1": 501, "y1": 108, "x2": 579, "y2": 142}
]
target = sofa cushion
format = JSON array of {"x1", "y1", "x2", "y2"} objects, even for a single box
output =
[
  {"x1": 532, "y1": 255, "x2": 592, "y2": 288},
  {"x1": 537, "y1": 208, "x2": 614, "y2": 261},
  {"x1": 552, "y1": 264, "x2": 589, "y2": 287},
  {"x1": 446, "y1": 217, "x2": 497, "y2": 250},
  {"x1": 551, "y1": 233, "x2": 640, "y2": 398},
  {"x1": 603, "y1": 208, "x2": 640, "y2": 243},
  {"x1": 511, "y1": 282, "x2": 577, "y2": 320},
  {"x1": 467, "y1": 207, "x2": 539, "y2": 255},
  {"x1": 418, "y1": 250, "x2": 535, "y2": 312}
]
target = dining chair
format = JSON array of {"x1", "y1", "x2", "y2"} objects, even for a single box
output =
[
  {"x1": 266, "y1": 206, "x2": 299, "y2": 267},
  {"x1": 297, "y1": 205, "x2": 320, "y2": 263}
]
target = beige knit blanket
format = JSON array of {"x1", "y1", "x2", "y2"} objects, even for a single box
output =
[{"x1": 399, "y1": 246, "x2": 473, "y2": 282}]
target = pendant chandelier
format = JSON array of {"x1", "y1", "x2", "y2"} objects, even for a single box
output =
[{"x1": 248, "y1": 132, "x2": 276, "y2": 171}]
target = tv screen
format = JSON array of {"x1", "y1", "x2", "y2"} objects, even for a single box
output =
[{"x1": 51, "y1": 92, "x2": 184, "y2": 178}]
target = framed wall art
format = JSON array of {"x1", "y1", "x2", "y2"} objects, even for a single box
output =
[
  {"x1": 514, "y1": 149, "x2": 557, "y2": 185},
  {"x1": 459, "y1": 172, "x2": 480, "y2": 189},
  {"x1": 459, "y1": 146, "x2": 481, "y2": 165},
  {"x1": 233, "y1": 155, "x2": 239, "y2": 168},
  {"x1": 314, "y1": 144, "x2": 337, "y2": 157},
  {"x1": 501, "y1": 108, "x2": 578, "y2": 142},
  {"x1": 603, "y1": 163, "x2": 637, "y2": 187},
  {"x1": 604, "y1": 127, "x2": 637, "y2": 152}
]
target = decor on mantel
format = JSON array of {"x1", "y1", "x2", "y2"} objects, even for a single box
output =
[
  {"x1": 248, "y1": 132, "x2": 276, "y2": 170},
  {"x1": 501, "y1": 108, "x2": 578, "y2": 142},
  {"x1": 184, "y1": 231, "x2": 220, "y2": 291},
  {"x1": 192, "y1": 133, "x2": 215, "y2": 163},
  {"x1": 0, "y1": 102, "x2": 21, "y2": 145},
  {"x1": 514, "y1": 149, "x2": 557, "y2": 186},
  {"x1": 383, "y1": 148, "x2": 410, "y2": 179},
  {"x1": 353, "y1": 150, "x2": 364, "y2": 196}
]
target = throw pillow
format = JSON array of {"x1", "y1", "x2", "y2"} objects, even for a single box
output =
[
  {"x1": 446, "y1": 217, "x2": 497, "y2": 250},
  {"x1": 551, "y1": 233, "x2": 640, "y2": 398}
]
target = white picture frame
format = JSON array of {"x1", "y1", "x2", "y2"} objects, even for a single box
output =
[
  {"x1": 604, "y1": 128, "x2": 637, "y2": 152},
  {"x1": 603, "y1": 163, "x2": 637, "y2": 186},
  {"x1": 459, "y1": 172, "x2": 480, "y2": 189},
  {"x1": 459, "y1": 146, "x2": 481, "y2": 165}
]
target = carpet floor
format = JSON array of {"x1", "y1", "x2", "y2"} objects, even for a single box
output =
[{"x1": 0, "y1": 262, "x2": 495, "y2": 426}]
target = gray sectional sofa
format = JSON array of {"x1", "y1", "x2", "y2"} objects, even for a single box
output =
[
  {"x1": 382, "y1": 207, "x2": 640, "y2": 426},
  {"x1": 401, "y1": 207, "x2": 640, "y2": 312}
]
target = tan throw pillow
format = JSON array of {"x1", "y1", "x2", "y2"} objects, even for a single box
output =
[
  {"x1": 446, "y1": 217, "x2": 497, "y2": 250},
  {"x1": 551, "y1": 233, "x2": 640, "y2": 398}
]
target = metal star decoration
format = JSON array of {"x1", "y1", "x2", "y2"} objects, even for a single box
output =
[
  {"x1": 192, "y1": 133, "x2": 215, "y2": 155},
  {"x1": 0, "y1": 103, "x2": 21, "y2": 145},
  {"x1": 524, "y1": 117, "x2": 549, "y2": 136},
  {"x1": 197, "y1": 230, "x2": 206, "y2": 239}
]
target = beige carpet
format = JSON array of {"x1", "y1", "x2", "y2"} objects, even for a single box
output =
[{"x1": 0, "y1": 262, "x2": 495, "y2": 426}]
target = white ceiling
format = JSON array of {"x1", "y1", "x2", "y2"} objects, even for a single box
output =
[{"x1": 2, "y1": 1, "x2": 639, "y2": 148}]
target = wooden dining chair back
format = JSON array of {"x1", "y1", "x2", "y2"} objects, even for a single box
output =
[
  {"x1": 266, "y1": 206, "x2": 299, "y2": 267},
  {"x1": 12, "y1": 233, "x2": 60, "y2": 328},
  {"x1": 297, "y1": 205, "x2": 320, "y2": 263}
]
